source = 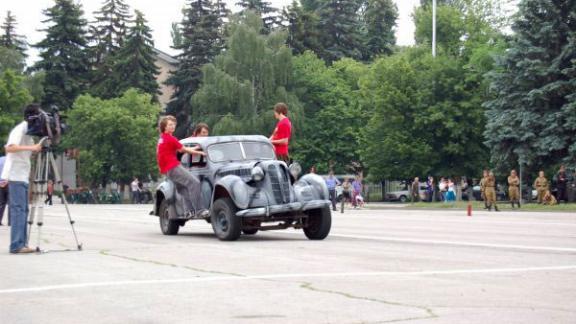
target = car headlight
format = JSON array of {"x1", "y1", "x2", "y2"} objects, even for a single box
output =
[{"x1": 251, "y1": 166, "x2": 265, "y2": 182}]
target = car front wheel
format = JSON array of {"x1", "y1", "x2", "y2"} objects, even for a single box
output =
[
  {"x1": 159, "y1": 200, "x2": 179, "y2": 235},
  {"x1": 304, "y1": 206, "x2": 331, "y2": 240},
  {"x1": 211, "y1": 197, "x2": 241, "y2": 241}
]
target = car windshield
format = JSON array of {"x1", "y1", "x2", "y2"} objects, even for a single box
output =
[{"x1": 208, "y1": 141, "x2": 275, "y2": 163}]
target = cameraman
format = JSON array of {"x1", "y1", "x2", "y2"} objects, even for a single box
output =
[{"x1": 2, "y1": 104, "x2": 42, "y2": 254}]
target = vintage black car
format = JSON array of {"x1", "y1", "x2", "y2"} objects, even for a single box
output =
[{"x1": 151, "y1": 135, "x2": 332, "y2": 241}]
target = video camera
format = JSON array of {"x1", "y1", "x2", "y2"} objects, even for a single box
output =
[{"x1": 26, "y1": 105, "x2": 67, "y2": 145}]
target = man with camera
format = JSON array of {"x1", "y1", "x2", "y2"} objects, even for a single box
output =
[{"x1": 2, "y1": 104, "x2": 42, "y2": 254}]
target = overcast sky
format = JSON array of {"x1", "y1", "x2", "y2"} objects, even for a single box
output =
[{"x1": 2, "y1": 0, "x2": 420, "y2": 65}]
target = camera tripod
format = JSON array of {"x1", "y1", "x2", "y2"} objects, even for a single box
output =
[{"x1": 27, "y1": 137, "x2": 82, "y2": 252}]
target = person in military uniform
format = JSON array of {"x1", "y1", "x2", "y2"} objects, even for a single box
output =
[
  {"x1": 543, "y1": 190, "x2": 557, "y2": 205},
  {"x1": 484, "y1": 170, "x2": 499, "y2": 211},
  {"x1": 533, "y1": 170, "x2": 549, "y2": 204},
  {"x1": 479, "y1": 170, "x2": 489, "y2": 209},
  {"x1": 507, "y1": 169, "x2": 520, "y2": 209}
]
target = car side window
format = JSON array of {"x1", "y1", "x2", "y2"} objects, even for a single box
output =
[{"x1": 190, "y1": 150, "x2": 206, "y2": 168}]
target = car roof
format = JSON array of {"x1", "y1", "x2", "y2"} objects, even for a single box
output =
[{"x1": 180, "y1": 135, "x2": 270, "y2": 147}]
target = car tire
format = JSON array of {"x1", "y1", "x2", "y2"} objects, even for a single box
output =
[
  {"x1": 211, "y1": 197, "x2": 241, "y2": 241},
  {"x1": 399, "y1": 195, "x2": 408, "y2": 203},
  {"x1": 159, "y1": 200, "x2": 179, "y2": 235},
  {"x1": 304, "y1": 206, "x2": 331, "y2": 240}
]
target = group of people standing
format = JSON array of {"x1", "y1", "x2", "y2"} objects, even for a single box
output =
[{"x1": 325, "y1": 172, "x2": 364, "y2": 212}]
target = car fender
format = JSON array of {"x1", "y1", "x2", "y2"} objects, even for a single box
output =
[
  {"x1": 294, "y1": 173, "x2": 329, "y2": 202},
  {"x1": 153, "y1": 180, "x2": 175, "y2": 215},
  {"x1": 213, "y1": 175, "x2": 251, "y2": 210}
]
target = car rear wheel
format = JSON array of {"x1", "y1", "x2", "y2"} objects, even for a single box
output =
[
  {"x1": 211, "y1": 197, "x2": 241, "y2": 241},
  {"x1": 159, "y1": 200, "x2": 179, "y2": 235},
  {"x1": 304, "y1": 206, "x2": 331, "y2": 240},
  {"x1": 399, "y1": 195, "x2": 408, "y2": 203}
]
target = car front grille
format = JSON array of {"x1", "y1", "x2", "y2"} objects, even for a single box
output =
[
  {"x1": 268, "y1": 164, "x2": 290, "y2": 204},
  {"x1": 218, "y1": 168, "x2": 252, "y2": 178}
]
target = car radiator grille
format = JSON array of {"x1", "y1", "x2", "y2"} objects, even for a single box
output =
[
  {"x1": 218, "y1": 168, "x2": 252, "y2": 178},
  {"x1": 268, "y1": 164, "x2": 290, "y2": 204}
]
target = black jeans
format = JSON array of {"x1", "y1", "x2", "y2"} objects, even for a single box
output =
[
  {"x1": 329, "y1": 189, "x2": 337, "y2": 210},
  {"x1": 0, "y1": 185, "x2": 8, "y2": 225}
]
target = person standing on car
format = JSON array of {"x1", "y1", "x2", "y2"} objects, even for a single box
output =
[
  {"x1": 157, "y1": 116, "x2": 208, "y2": 218},
  {"x1": 2, "y1": 104, "x2": 43, "y2": 253},
  {"x1": 533, "y1": 170, "x2": 549, "y2": 204},
  {"x1": 555, "y1": 165, "x2": 568, "y2": 204},
  {"x1": 325, "y1": 171, "x2": 340, "y2": 211},
  {"x1": 508, "y1": 169, "x2": 520, "y2": 208},
  {"x1": 485, "y1": 171, "x2": 499, "y2": 211},
  {"x1": 411, "y1": 177, "x2": 420, "y2": 202},
  {"x1": 269, "y1": 103, "x2": 292, "y2": 164}
]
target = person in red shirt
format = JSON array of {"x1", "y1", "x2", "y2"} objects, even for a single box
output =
[
  {"x1": 269, "y1": 102, "x2": 292, "y2": 164},
  {"x1": 157, "y1": 116, "x2": 208, "y2": 217}
]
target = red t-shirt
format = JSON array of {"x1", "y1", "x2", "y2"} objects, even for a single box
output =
[
  {"x1": 272, "y1": 117, "x2": 291, "y2": 155},
  {"x1": 157, "y1": 132, "x2": 183, "y2": 174}
]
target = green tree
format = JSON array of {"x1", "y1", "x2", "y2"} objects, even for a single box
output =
[
  {"x1": 0, "y1": 69, "x2": 32, "y2": 145},
  {"x1": 484, "y1": 0, "x2": 576, "y2": 170},
  {"x1": 361, "y1": 0, "x2": 398, "y2": 60},
  {"x1": 64, "y1": 89, "x2": 161, "y2": 187},
  {"x1": 192, "y1": 11, "x2": 304, "y2": 138},
  {"x1": 0, "y1": 46, "x2": 25, "y2": 74},
  {"x1": 283, "y1": 0, "x2": 322, "y2": 55},
  {"x1": 413, "y1": 4, "x2": 466, "y2": 55},
  {"x1": 34, "y1": 0, "x2": 90, "y2": 110},
  {"x1": 165, "y1": 0, "x2": 225, "y2": 138},
  {"x1": 236, "y1": 0, "x2": 279, "y2": 30},
  {"x1": 99, "y1": 10, "x2": 160, "y2": 100},
  {"x1": 291, "y1": 52, "x2": 367, "y2": 173},
  {"x1": 0, "y1": 11, "x2": 27, "y2": 58},
  {"x1": 316, "y1": 0, "x2": 364, "y2": 62}
]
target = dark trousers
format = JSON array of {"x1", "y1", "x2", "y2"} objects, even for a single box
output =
[
  {"x1": 329, "y1": 189, "x2": 337, "y2": 211},
  {"x1": 0, "y1": 185, "x2": 8, "y2": 225},
  {"x1": 131, "y1": 191, "x2": 140, "y2": 204},
  {"x1": 44, "y1": 193, "x2": 53, "y2": 205},
  {"x1": 557, "y1": 187, "x2": 567, "y2": 203}
]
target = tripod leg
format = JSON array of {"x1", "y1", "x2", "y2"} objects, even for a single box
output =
[
  {"x1": 27, "y1": 152, "x2": 44, "y2": 246},
  {"x1": 49, "y1": 152, "x2": 82, "y2": 250}
]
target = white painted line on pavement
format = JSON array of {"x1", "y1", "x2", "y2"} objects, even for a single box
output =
[
  {"x1": 326, "y1": 233, "x2": 576, "y2": 253},
  {"x1": 1, "y1": 265, "x2": 575, "y2": 295}
]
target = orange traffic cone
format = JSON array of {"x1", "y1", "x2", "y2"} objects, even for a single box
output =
[{"x1": 467, "y1": 202, "x2": 472, "y2": 217}]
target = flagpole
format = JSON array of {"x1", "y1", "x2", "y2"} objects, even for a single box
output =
[{"x1": 432, "y1": 0, "x2": 437, "y2": 57}]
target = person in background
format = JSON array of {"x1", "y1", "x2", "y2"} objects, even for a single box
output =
[
  {"x1": 508, "y1": 169, "x2": 520, "y2": 209},
  {"x1": 341, "y1": 178, "x2": 352, "y2": 211},
  {"x1": 555, "y1": 165, "x2": 568, "y2": 204},
  {"x1": 191, "y1": 123, "x2": 210, "y2": 137},
  {"x1": 426, "y1": 176, "x2": 435, "y2": 202},
  {"x1": 411, "y1": 177, "x2": 420, "y2": 202},
  {"x1": 485, "y1": 171, "x2": 499, "y2": 211},
  {"x1": 438, "y1": 177, "x2": 446, "y2": 202},
  {"x1": 325, "y1": 171, "x2": 340, "y2": 211},
  {"x1": 351, "y1": 176, "x2": 362, "y2": 208},
  {"x1": 0, "y1": 156, "x2": 9, "y2": 226},
  {"x1": 543, "y1": 190, "x2": 557, "y2": 205},
  {"x1": 533, "y1": 170, "x2": 548, "y2": 204},
  {"x1": 44, "y1": 179, "x2": 54, "y2": 206},
  {"x1": 446, "y1": 179, "x2": 456, "y2": 202},
  {"x1": 480, "y1": 170, "x2": 489, "y2": 209},
  {"x1": 269, "y1": 103, "x2": 292, "y2": 164},
  {"x1": 131, "y1": 177, "x2": 140, "y2": 204}
]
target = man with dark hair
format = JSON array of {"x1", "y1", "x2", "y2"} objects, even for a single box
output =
[
  {"x1": 269, "y1": 102, "x2": 292, "y2": 164},
  {"x1": 2, "y1": 104, "x2": 42, "y2": 253},
  {"x1": 157, "y1": 115, "x2": 208, "y2": 217},
  {"x1": 191, "y1": 123, "x2": 210, "y2": 137}
]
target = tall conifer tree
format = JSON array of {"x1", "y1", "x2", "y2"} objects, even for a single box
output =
[
  {"x1": 0, "y1": 11, "x2": 27, "y2": 58},
  {"x1": 361, "y1": 0, "x2": 398, "y2": 60},
  {"x1": 236, "y1": 0, "x2": 279, "y2": 31},
  {"x1": 165, "y1": 0, "x2": 225, "y2": 138},
  {"x1": 316, "y1": 0, "x2": 364, "y2": 63},
  {"x1": 110, "y1": 10, "x2": 160, "y2": 100},
  {"x1": 34, "y1": 0, "x2": 90, "y2": 109},
  {"x1": 484, "y1": 0, "x2": 576, "y2": 169}
]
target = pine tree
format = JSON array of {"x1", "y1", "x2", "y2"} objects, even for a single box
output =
[
  {"x1": 0, "y1": 11, "x2": 27, "y2": 58},
  {"x1": 316, "y1": 0, "x2": 364, "y2": 63},
  {"x1": 109, "y1": 10, "x2": 160, "y2": 99},
  {"x1": 90, "y1": 0, "x2": 132, "y2": 64},
  {"x1": 236, "y1": 0, "x2": 279, "y2": 31},
  {"x1": 165, "y1": 0, "x2": 225, "y2": 138},
  {"x1": 361, "y1": 0, "x2": 398, "y2": 60},
  {"x1": 283, "y1": 0, "x2": 321, "y2": 55},
  {"x1": 484, "y1": 0, "x2": 576, "y2": 169},
  {"x1": 34, "y1": 0, "x2": 90, "y2": 109}
]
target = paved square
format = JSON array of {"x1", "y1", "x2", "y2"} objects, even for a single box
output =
[{"x1": 1, "y1": 205, "x2": 575, "y2": 323}]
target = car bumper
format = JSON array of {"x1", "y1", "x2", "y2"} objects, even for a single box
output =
[{"x1": 235, "y1": 199, "x2": 331, "y2": 217}]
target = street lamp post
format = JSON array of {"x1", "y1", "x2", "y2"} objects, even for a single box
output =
[{"x1": 432, "y1": 0, "x2": 437, "y2": 57}]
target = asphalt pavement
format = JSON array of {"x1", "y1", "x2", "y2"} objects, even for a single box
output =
[{"x1": 0, "y1": 204, "x2": 575, "y2": 323}]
